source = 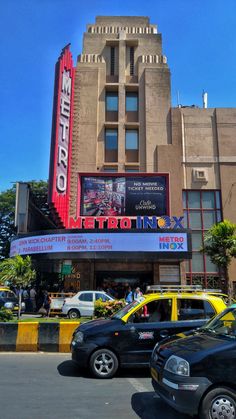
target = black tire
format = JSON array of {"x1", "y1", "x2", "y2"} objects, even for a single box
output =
[
  {"x1": 199, "y1": 386, "x2": 236, "y2": 419},
  {"x1": 68, "y1": 309, "x2": 80, "y2": 319},
  {"x1": 89, "y1": 348, "x2": 118, "y2": 379}
]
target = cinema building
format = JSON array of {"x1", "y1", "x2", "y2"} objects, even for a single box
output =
[{"x1": 11, "y1": 16, "x2": 236, "y2": 293}]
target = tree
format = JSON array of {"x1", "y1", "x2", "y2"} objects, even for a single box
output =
[
  {"x1": 0, "y1": 185, "x2": 16, "y2": 260},
  {"x1": 0, "y1": 255, "x2": 36, "y2": 318},
  {"x1": 0, "y1": 180, "x2": 49, "y2": 259},
  {"x1": 203, "y1": 220, "x2": 236, "y2": 299}
]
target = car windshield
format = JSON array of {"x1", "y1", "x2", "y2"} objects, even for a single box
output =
[
  {"x1": 111, "y1": 297, "x2": 145, "y2": 320},
  {"x1": 202, "y1": 306, "x2": 236, "y2": 338}
]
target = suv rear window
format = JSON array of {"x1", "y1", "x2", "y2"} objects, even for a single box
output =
[{"x1": 177, "y1": 298, "x2": 215, "y2": 320}]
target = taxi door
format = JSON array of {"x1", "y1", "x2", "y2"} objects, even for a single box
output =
[{"x1": 117, "y1": 298, "x2": 175, "y2": 366}]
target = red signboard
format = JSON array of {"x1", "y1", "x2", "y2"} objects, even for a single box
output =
[{"x1": 48, "y1": 44, "x2": 75, "y2": 227}]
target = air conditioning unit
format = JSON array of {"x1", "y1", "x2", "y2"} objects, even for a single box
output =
[{"x1": 192, "y1": 168, "x2": 208, "y2": 182}]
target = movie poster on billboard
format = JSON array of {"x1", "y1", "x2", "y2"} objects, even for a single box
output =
[
  {"x1": 80, "y1": 175, "x2": 167, "y2": 217},
  {"x1": 81, "y1": 176, "x2": 126, "y2": 216}
]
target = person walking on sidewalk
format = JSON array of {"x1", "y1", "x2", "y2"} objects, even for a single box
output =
[{"x1": 43, "y1": 291, "x2": 51, "y2": 317}]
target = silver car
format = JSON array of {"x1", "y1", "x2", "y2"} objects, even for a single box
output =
[{"x1": 62, "y1": 290, "x2": 114, "y2": 319}]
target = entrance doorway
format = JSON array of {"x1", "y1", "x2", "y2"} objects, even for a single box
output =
[{"x1": 96, "y1": 271, "x2": 153, "y2": 299}]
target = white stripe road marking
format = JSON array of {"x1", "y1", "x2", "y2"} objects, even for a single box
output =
[{"x1": 127, "y1": 377, "x2": 150, "y2": 393}]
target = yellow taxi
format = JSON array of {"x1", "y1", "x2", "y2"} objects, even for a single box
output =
[{"x1": 71, "y1": 285, "x2": 227, "y2": 378}]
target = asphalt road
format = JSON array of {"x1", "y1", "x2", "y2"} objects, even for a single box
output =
[{"x1": 0, "y1": 353, "x2": 192, "y2": 419}]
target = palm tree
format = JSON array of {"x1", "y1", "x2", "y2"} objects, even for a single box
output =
[
  {"x1": 203, "y1": 220, "x2": 236, "y2": 300},
  {"x1": 0, "y1": 255, "x2": 36, "y2": 318}
]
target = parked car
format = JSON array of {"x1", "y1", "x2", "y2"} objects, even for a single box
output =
[
  {"x1": 150, "y1": 303, "x2": 236, "y2": 418},
  {"x1": 62, "y1": 290, "x2": 114, "y2": 319},
  {"x1": 0, "y1": 286, "x2": 25, "y2": 313},
  {"x1": 71, "y1": 286, "x2": 227, "y2": 378}
]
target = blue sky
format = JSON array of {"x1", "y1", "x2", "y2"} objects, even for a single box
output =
[{"x1": 1, "y1": 0, "x2": 236, "y2": 192}]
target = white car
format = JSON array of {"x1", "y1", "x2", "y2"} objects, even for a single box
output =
[{"x1": 62, "y1": 290, "x2": 114, "y2": 319}]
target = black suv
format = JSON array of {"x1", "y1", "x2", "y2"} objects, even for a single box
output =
[{"x1": 150, "y1": 304, "x2": 236, "y2": 419}]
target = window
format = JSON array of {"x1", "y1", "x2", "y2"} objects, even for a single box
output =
[
  {"x1": 95, "y1": 293, "x2": 110, "y2": 302},
  {"x1": 110, "y1": 47, "x2": 115, "y2": 76},
  {"x1": 130, "y1": 46, "x2": 134, "y2": 76},
  {"x1": 126, "y1": 92, "x2": 138, "y2": 112},
  {"x1": 125, "y1": 130, "x2": 138, "y2": 162},
  {"x1": 177, "y1": 298, "x2": 215, "y2": 320},
  {"x1": 78, "y1": 293, "x2": 93, "y2": 302},
  {"x1": 130, "y1": 299, "x2": 172, "y2": 323},
  {"x1": 126, "y1": 130, "x2": 138, "y2": 150},
  {"x1": 103, "y1": 167, "x2": 118, "y2": 172},
  {"x1": 106, "y1": 92, "x2": 118, "y2": 112},
  {"x1": 183, "y1": 190, "x2": 222, "y2": 285},
  {"x1": 105, "y1": 129, "x2": 118, "y2": 150},
  {"x1": 105, "y1": 129, "x2": 118, "y2": 162}
]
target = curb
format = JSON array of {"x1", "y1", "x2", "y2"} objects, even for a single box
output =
[{"x1": 0, "y1": 322, "x2": 80, "y2": 352}]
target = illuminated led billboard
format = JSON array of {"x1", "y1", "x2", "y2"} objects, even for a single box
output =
[{"x1": 80, "y1": 175, "x2": 168, "y2": 217}]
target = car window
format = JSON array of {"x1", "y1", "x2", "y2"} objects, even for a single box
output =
[
  {"x1": 204, "y1": 300, "x2": 216, "y2": 318},
  {"x1": 177, "y1": 298, "x2": 214, "y2": 320},
  {"x1": 78, "y1": 293, "x2": 93, "y2": 302},
  {"x1": 95, "y1": 293, "x2": 110, "y2": 302},
  {"x1": 130, "y1": 299, "x2": 172, "y2": 323},
  {"x1": 0, "y1": 291, "x2": 7, "y2": 298}
]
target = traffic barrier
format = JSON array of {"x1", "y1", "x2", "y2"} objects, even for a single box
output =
[
  {"x1": 0, "y1": 323, "x2": 18, "y2": 351},
  {"x1": 16, "y1": 322, "x2": 38, "y2": 351},
  {"x1": 0, "y1": 321, "x2": 80, "y2": 352},
  {"x1": 59, "y1": 322, "x2": 80, "y2": 352}
]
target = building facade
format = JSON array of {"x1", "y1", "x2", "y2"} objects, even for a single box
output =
[{"x1": 11, "y1": 16, "x2": 236, "y2": 293}]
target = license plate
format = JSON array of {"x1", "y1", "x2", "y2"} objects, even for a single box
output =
[{"x1": 151, "y1": 367, "x2": 159, "y2": 382}]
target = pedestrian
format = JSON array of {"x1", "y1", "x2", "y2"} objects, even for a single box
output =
[
  {"x1": 125, "y1": 286, "x2": 133, "y2": 304},
  {"x1": 43, "y1": 291, "x2": 51, "y2": 317},
  {"x1": 29, "y1": 286, "x2": 37, "y2": 312},
  {"x1": 23, "y1": 287, "x2": 30, "y2": 312},
  {"x1": 133, "y1": 287, "x2": 143, "y2": 300}
]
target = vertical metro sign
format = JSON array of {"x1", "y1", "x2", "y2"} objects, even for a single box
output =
[{"x1": 48, "y1": 44, "x2": 75, "y2": 227}]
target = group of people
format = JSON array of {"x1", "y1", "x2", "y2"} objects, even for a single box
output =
[
  {"x1": 124, "y1": 286, "x2": 143, "y2": 304},
  {"x1": 97, "y1": 281, "x2": 144, "y2": 303},
  {"x1": 13, "y1": 287, "x2": 51, "y2": 315}
]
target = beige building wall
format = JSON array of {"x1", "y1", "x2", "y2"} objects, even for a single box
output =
[
  {"x1": 70, "y1": 16, "x2": 171, "y2": 217},
  {"x1": 68, "y1": 16, "x2": 236, "y2": 286}
]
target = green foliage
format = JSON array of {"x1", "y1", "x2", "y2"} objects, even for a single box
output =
[
  {"x1": 0, "y1": 186, "x2": 16, "y2": 260},
  {"x1": 203, "y1": 220, "x2": 236, "y2": 269},
  {"x1": 0, "y1": 255, "x2": 36, "y2": 288},
  {"x1": 94, "y1": 299, "x2": 126, "y2": 318},
  {"x1": 0, "y1": 307, "x2": 14, "y2": 322},
  {"x1": 0, "y1": 255, "x2": 36, "y2": 319}
]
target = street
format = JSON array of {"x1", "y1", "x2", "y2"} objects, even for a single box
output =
[{"x1": 0, "y1": 353, "x2": 192, "y2": 419}]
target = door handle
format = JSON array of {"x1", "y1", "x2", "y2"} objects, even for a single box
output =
[
  {"x1": 130, "y1": 326, "x2": 136, "y2": 333},
  {"x1": 159, "y1": 330, "x2": 169, "y2": 339}
]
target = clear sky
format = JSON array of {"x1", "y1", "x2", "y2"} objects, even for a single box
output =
[{"x1": 1, "y1": 0, "x2": 236, "y2": 192}]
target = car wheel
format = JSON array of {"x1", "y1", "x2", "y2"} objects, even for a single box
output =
[
  {"x1": 68, "y1": 309, "x2": 80, "y2": 319},
  {"x1": 89, "y1": 349, "x2": 118, "y2": 379},
  {"x1": 199, "y1": 386, "x2": 236, "y2": 419}
]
